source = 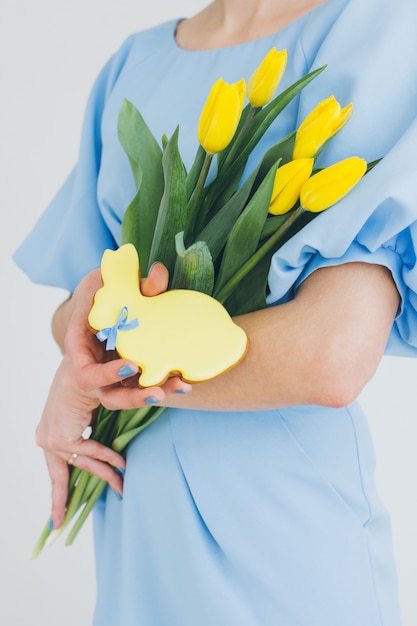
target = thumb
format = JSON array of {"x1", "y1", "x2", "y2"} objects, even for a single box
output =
[{"x1": 141, "y1": 262, "x2": 169, "y2": 296}]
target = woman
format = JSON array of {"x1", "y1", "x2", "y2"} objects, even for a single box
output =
[{"x1": 13, "y1": 0, "x2": 417, "y2": 624}]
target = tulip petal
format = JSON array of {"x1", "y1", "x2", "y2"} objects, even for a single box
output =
[
  {"x1": 248, "y1": 48, "x2": 287, "y2": 107},
  {"x1": 269, "y1": 158, "x2": 314, "y2": 215},
  {"x1": 198, "y1": 78, "x2": 246, "y2": 154},
  {"x1": 300, "y1": 156, "x2": 367, "y2": 213},
  {"x1": 293, "y1": 96, "x2": 353, "y2": 159}
]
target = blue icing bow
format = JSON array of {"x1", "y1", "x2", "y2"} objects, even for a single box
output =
[{"x1": 96, "y1": 306, "x2": 139, "y2": 351}]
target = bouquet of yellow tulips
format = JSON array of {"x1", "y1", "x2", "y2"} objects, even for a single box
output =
[{"x1": 31, "y1": 47, "x2": 374, "y2": 557}]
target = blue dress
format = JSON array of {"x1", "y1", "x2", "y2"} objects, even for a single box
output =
[{"x1": 13, "y1": 0, "x2": 417, "y2": 624}]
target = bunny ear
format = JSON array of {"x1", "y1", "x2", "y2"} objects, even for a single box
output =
[
  {"x1": 101, "y1": 243, "x2": 141, "y2": 290},
  {"x1": 88, "y1": 243, "x2": 143, "y2": 332}
]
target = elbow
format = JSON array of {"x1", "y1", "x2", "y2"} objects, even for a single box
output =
[
  {"x1": 312, "y1": 380, "x2": 365, "y2": 409},
  {"x1": 307, "y1": 346, "x2": 379, "y2": 409}
]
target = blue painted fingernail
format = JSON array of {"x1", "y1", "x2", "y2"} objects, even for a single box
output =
[
  {"x1": 145, "y1": 396, "x2": 159, "y2": 405},
  {"x1": 49, "y1": 518, "x2": 54, "y2": 530},
  {"x1": 116, "y1": 467, "x2": 126, "y2": 477},
  {"x1": 118, "y1": 365, "x2": 136, "y2": 377},
  {"x1": 175, "y1": 389, "x2": 191, "y2": 395},
  {"x1": 112, "y1": 489, "x2": 123, "y2": 501}
]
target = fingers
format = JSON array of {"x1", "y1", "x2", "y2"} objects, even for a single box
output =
[
  {"x1": 98, "y1": 383, "x2": 167, "y2": 409},
  {"x1": 45, "y1": 452, "x2": 71, "y2": 529},
  {"x1": 73, "y1": 438, "x2": 126, "y2": 475},
  {"x1": 162, "y1": 377, "x2": 193, "y2": 396},
  {"x1": 69, "y1": 451, "x2": 124, "y2": 499},
  {"x1": 73, "y1": 358, "x2": 140, "y2": 393},
  {"x1": 141, "y1": 262, "x2": 169, "y2": 296},
  {"x1": 69, "y1": 353, "x2": 194, "y2": 405},
  {"x1": 45, "y1": 439, "x2": 126, "y2": 530},
  {"x1": 98, "y1": 375, "x2": 192, "y2": 410}
]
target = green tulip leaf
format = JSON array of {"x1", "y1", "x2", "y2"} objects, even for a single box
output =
[
  {"x1": 119, "y1": 100, "x2": 164, "y2": 271},
  {"x1": 222, "y1": 252, "x2": 273, "y2": 316},
  {"x1": 117, "y1": 99, "x2": 163, "y2": 188},
  {"x1": 171, "y1": 232, "x2": 215, "y2": 294},
  {"x1": 147, "y1": 126, "x2": 187, "y2": 275},
  {"x1": 260, "y1": 213, "x2": 291, "y2": 240},
  {"x1": 196, "y1": 164, "x2": 260, "y2": 263},
  {"x1": 185, "y1": 144, "x2": 207, "y2": 201},
  {"x1": 366, "y1": 158, "x2": 382, "y2": 172},
  {"x1": 161, "y1": 133, "x2": 169, "y2": 150},
  {"x1": 252, "y1": 131, "x2": 296, "y2": 191},
  {"x1": 214, "y1": 162, "x2": 277, "y2": 296}
]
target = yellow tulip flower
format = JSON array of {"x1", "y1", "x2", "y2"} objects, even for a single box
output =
[
  {"x1": 293, "y1": 96, "x2": 353, "y2": 159},
  {"x1": 300, "y1": 156, "x2": 367, "y2": 213},
  {"x1": 198, "y1": 77, "x2": 246, "y2": 154},
  {"x1": 269, "y1": 158, "x2": 314, "y2": 215},
  {"x1": 247, "y1": 48, "x2": 288, "y2": 107}
]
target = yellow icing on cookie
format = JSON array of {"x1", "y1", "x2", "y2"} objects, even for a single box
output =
[{"x1": 88, "y1": 243, "x2": 248, "y2": 387}]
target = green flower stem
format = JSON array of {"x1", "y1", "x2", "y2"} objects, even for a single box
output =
[
  {"x1": 31, "y1": 406, "x2": 164, "y2": 557},
  {"x1": 30, "y1": 519, "x2": 54, "y2": 560},
  {"x1": 112, "y1": 407, "x2": 166, "y2": 452},
  {"x1": 67, "y1": 465, "x2": 82, "y2": 493},
  {"x1": 185, "y1": 151, "x2": 213, "y2": 241},
  {"x1": 64, "y1": 479, "x2": 107, "y2": 546},
  {"x1": 65, "y1": 470, "x2": 96, "y2": 516},
  {"x1": 29, "y1": 471, "x2": 100, "y2": 558},
  {"x1": 62, "y1": 408, "x2": 165, "y2": 547},
  {"x1": 219, "y1": 106, "x2": 258, "y2": 173},
  {"x1": 214, "y1": 206, "x2": 307, "y2": 304},
  {"x1": 115, "y1": 406, "x2": 154, "y2": 437},
  {"x1": 93, "y1": 406, "x2": 122, "y2": 444},
  {"x1": 60, "y1": 473, "x2": 101, "y2": 532}
]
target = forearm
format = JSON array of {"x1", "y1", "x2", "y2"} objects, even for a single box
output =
[
  {"x1": 161, "y1": 262, "x2": 400, "y2": 411},
  {"x1": 161, "y1": 301, "x2": 340, "y2": 411},
  {"x1": 52, "y1": 295, "x2": 75, "y2": 352},
  {"x1": 162, "y1": 301, "x2": 315, "y2": 411},
  {"x1": 51, "y1": 268, "x2": 103, "y2": 353}
]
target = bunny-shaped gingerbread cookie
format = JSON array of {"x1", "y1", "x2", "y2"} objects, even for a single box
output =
[{"x1": 88, "y1": 243, "x2": 248, "y2": 387}]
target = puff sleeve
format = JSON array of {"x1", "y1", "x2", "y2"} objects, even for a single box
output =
[
  {"x1": 12, "y1": 36, "x2": 136, "y2": 293},
  {"x1": 267, "y1": 0, "x2": 417, "y2": 357}
]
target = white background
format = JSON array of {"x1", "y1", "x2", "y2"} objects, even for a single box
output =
[{"x1": 1, "y1": 1, "x2": 416, "y2": 625}]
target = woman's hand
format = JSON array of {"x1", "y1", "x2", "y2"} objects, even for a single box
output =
[
  {"x1": 64, "y1": 263, "x2": 191, "y2": 409},
  {"x1": 36, "y1": 354, "x2": 126, "y2": 529},
  {"x1": 37, "y1": 262, "x2": 192, "y2": 529}
]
